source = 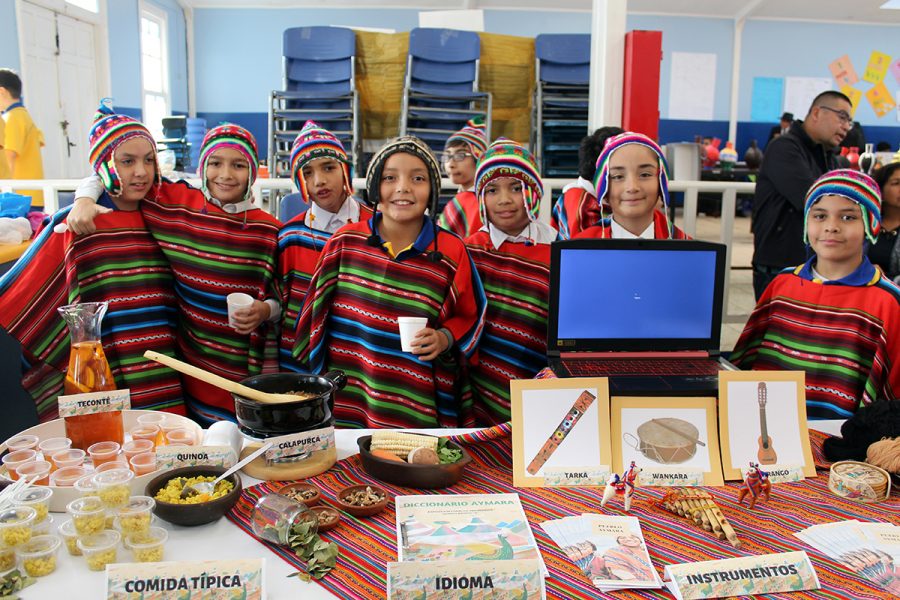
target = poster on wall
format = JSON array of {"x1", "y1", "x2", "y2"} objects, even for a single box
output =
[
  {"x1": 783, "y1": 77, "x2": 832, "y2": 119},
  {"x1": 829, "y1": 55, "x2": 859, "y2": 87},
  {"x1": 891, "y1": 59, "x2": 900, "y2": 86},
  {"x1": 751, "y1": 77, "x2": 784, "y2": 122},
  {"x1": 668, "y1": 52, "x2": 716, "y2": 121},
  {"x1": 866, "y1": 81, "x2": 896, "y2": 118},
  {"x1": 841, "y1": 85, "x2": 862, "y2": 118},
  {"x1": 863, "y1": 50, "x2": 892, "y2": 84}
]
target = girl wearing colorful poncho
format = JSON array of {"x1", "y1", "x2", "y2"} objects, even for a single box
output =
[
  {"x1": 731, "y1": 169, "x2": 900, "y2": 419},
  {"x1": 464, "y1": 139, "x2": 556, "y2": 424},
  {"x1": 0, "y1": 101, "x2": 184, "y2": 419},
  {"x1": 436, "y1": 118, "x2": 487, "y2": 239},
  {"x1": 575, "y1": 132, "x2": 688, "y2": 240},
  {"x1": 277, "y1": 121, "x2": 372, "y2": 371},
  {"x1": 292, "y1": 136, "x2": 487, "y2": 428},
  {"x1": 70, "y1": 123, "x2": 281, "y2": 423}
]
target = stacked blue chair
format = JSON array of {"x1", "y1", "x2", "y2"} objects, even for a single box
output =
[
  {"x1": 533, "y1": 34, "x2": 591, "y2": 178},
  {"x1": 160, "y1": 116, "x2": 191, "y2": 171},
  {"x1": 278, "y1": 192, "x2": 309, "y2": 222},
  {"x1": 269, "y1": 26, "x2": 361, "y2": 177},
  {"x1": 399, "y1": 28, "x2": 492, "y2": 153},
  {"x1": 186, "y1": 118, "x2": 207, "y2": 172}
]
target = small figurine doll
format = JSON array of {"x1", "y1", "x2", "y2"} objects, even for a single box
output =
[
  {"x1": 600, "y1": 461, "x2": 641, "y2": 511},
  {"x1": 737, "y1": 461, "x2": 772, "y2": 509}
]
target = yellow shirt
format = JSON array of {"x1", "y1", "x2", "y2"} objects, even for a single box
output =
[
  {"x1": 381, "y1": 240, "x2": 414, "y2": 259},
  {"x1": 3, "y1": 106, "x2": 44, "y2": 206},
  {"x1": 0, "y1": 118, "x2": 10, "y2": 180}
]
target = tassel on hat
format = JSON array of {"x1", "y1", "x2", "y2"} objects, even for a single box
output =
[
  {"x1": 197, "y1": 124, "x2": 259, "y2": 204},
  {"x1": 474, "y1": 138, "x2": 543, "y2": 226},
  {"x1": 445, "y1": 116, "x2": 488, "y2": 160},
  {"x1": 87, "y1": 98, "x2": 160, "y2": 197},
  {"x1": 289, "y1": 121, "x2": 352, "y2": 203}
]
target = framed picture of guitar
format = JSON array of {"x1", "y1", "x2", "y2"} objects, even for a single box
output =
[{"x1": 717, "y1": 371, "x2": 816, "y2": 481}]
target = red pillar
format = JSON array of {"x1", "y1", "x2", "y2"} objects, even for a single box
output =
[{"x1": 622, "y1": 30, "x2": 663, "y2": 140}]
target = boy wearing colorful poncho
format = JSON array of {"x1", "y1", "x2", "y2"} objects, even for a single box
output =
[
  {"x1": 436, "y1": 118, "x2": 488, "y2": 239},
  {"x1": 292, "y1": 137, "x2": 486, "y2": 429},
  {"x1": 0, "y1": 101, "x2": 184, "y2": 420},
  {"x1": 731, "y1": 170, "x2": 900, "y2": 419},
  {"x1": 464, "y1": 139, "x2": 557, "y2": 425},
  {"x1": 575, "y1": 132, "x2": 688, "y2": 240},
  {"x1": 70, "y1": 123, "x2": 281, "y2": 423},
  {"x1": 277, "y1": 121, "x2": 372, "y2": 371}
]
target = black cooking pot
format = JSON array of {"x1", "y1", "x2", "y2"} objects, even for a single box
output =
[{"x1": 232, "y1": 371, "x2": 345, "y2": 436}]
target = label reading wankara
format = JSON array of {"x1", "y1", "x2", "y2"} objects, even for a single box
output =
[
  {"x1": 543, "y1": 466, "x2": 610, "y2": 486},
  {"x1": 58, "y1": 389, "x2": 131, "y2": 417},
  {"x1": 639, "y1": 467, "x2": 705, "y2": 487},
  {"x1": 264, "y1": 426, "x2": 335, "y2": 462}
]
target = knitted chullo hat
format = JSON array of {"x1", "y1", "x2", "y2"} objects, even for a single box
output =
[
  {"x1": 365, "y1": 136, "x2": 441, "y2": 214},
  {"x1": 198, "y1": 124, "x2": 259, "y2": 203},
  {"x1": 592, "y1": 132, "x2": 673, "y2": 237},
  {"x1": 290, "y1": 121, "x2": 352, "y2": 203},
  {"x1": 803, "y1": 169, "x2": 882, "y2": 244},
  {"x1": 88, "y1": 98, "x2": 160, "y2": 196},
  {"x1": 474, "y1": 138, "x2": 543, "y2": 226},
  {"x1": 445, "y1": 116, "x2": 488, "y2": 160}
]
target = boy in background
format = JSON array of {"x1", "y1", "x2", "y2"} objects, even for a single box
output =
[
  {"x1": 731, "y1": 170, "x2": 900, "y2": 419},
  {"x1": 277, "y1": 121, "x2": 372, "y2": 370},
  {"x1": 552, "y1": 126, "x2": 623, "y2": 239},
  {"x1": 575, "y1": 132, "x2": 688, "y2": 240},
  {"x1": 0, "y1": 69, "x2": 44, "y2": 206},
  {"x1": 436, "y1": 117, "x2": 487, "y2": 238},
  {"x1": 465, "y1": 139, "x2": 556, "y2": 424}
]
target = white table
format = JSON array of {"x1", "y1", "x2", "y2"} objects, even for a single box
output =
[{"x1": 32, "y1": 422, "x2": 844, "y2": 598}]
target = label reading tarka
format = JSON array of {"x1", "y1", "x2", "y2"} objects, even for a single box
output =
[
  {"x1": 264, "y1": 426, "x2": 335, "y2": 462},
  {"x1": 58, "y1": 389, "x2": 131, "y2": 418},
  {"x1": 155, "y1": 446, "x2": 237, "y2": 470},
  {"x1": 542, "y1": 466, "x2": 610, "y2": 486},
  {"x1": 639, "y1": 467, "x2": 705, "y2": 487}
]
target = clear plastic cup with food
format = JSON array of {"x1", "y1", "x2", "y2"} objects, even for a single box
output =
[
  {"x1": 57, "y1": 518, "x2": 82, "y2": 556},
  {"x1": 66, "y1": 496, "x2": 106, "y2": 536},
  {"x1": 116, "y1": 496, "x2": 155, "y2": 536},
  {"x1": 87, "y1": 441, "x2": 121, "y2": 467},
  {"x1": 30, "y1": 514, "x2": 54, "y2": 537},
  {"x1": 77, "y1": 530, "x2": 121, "y2": 571},
  {"x1": 5, "y1": 435, "x2": 39, "y2": 453},
  {"x1": 49, "y1": 466, "x2": 89, "y2": 488},
  {"x1": 129, "y1": 452, "x2": 157, "y2": 476},
  {"x1": 130, "y1": 426, "x2": 161, "y2": 449},
  {"x1": 164, "y1": 428, "x2": 195, "y2": 446},
  {"x1": 16, "y1": 534, "x2": 60, "y2": 577},
  {"x1": 15, "y1": 460, "x2": 51, "y2": 486},
  {"x1": 93, "y1": 468, "x2": 134, "y2": 509},
  {"x1": 74, "y1": 473, "x2": 100, "y2": 498},
  {"x1": 122, "y1": 439, "x2": 154, "y2": 464},
  {"x1": 37, "y1": 437, "x2": 72, "y2": 463},
  {"x1": 125, "y1": 526, "x2": 168, "y2": 563},
  {"x1": 12, "y1": 488, "x2": 52, "y2": 524},
  {"x1": 49, "y1": 448, "x2": 86, "y2": 471},
  {"x1": 137, "y1": 413, "x2": 167, "y2": 446},
  {"x1": 95, "y1": 459, "x2": 130, "y2": 474},
  {"x1": 0, "y1": 540, "x2": 16, "y2": 572},
  {"x1": 2, "y1": 450, "x2": 36, "y2": 481},
  {"x1": 0, "y1": 506, "x2": 36, "y2": 547}
]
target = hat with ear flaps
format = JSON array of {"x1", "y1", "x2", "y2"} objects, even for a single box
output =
[
  {"x1": 365, "y1": 136, "x2": 442, "y2": 214},
  {"x1": 803, "y1": 169, "x2": 881, "y2": 245},
  {"x1": 474, "y1": 138, "x2": 543, "y2": 227},
  {"x1": 289, "y1": 120, "x2": 353, "y2": 203},
  {"x1": 197, "y1": 123, "x2": 259, "y2": 203},
  {"x1": 88, "y1": 98, "x2": 160, "y2": 196},
  {"x1": 592, "y1": 131, "x2": 673, "y2": 238},
  {"x1": 445, "y1": 116, "x2": 488, "y2": 160}
]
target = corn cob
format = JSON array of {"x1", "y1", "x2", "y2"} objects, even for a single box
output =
[{"x1": 370, "y1": 432, "x2": 439, "y2": 459}]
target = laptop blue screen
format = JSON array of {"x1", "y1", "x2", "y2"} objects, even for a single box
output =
[{"x1": 556, "y1": 248, "x2": 717, "y2": 340}]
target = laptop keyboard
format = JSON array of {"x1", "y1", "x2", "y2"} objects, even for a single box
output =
[{"x1": 563, "y1": 358, "x2": 721, "y2": 377}]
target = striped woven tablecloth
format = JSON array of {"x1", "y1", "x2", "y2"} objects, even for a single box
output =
[{"x1": 226, "y1": 425, "x2": 897, "y2": 599}]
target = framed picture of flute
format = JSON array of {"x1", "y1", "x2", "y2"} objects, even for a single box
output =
[
  {"x1": 510, "y1": 378, "x2": 612, "y2": 488},
  {"x1": 611, "y1": 396, "x2": 724, "y2": 487},
  {"x1": 718, "y1": 371, "x2": 816, "y2": 481}
]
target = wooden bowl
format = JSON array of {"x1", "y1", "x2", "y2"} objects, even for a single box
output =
[
  {"x1": 357, "y1": 435, "x2": 471, "y2": 489},
  {"x1": 334, "y1": 484, "x2": 389, "y2": 518},
  {"x1": 144, "y1": 466, "x2": 242, "y2": 527},
  {"x1": 277, "y1": 482, "x2": 321, "y2": 507},
  {"x1": 310, "y1": 505, "x2": 341, "y2": 532}
]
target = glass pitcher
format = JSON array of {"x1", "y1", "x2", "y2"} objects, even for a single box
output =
[{"x1": 58, "y1": 302, "x2": 123, "y2": 450}]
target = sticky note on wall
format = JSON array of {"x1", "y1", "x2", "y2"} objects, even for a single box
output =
[
  {"x1": 890, "y1": 59, "x2": 900, "y2": 86},
  {"x1": 866, "y1": 81, "x2": 896, "y2": 118},
  {"x1": 863, "y1": 51, "x2": 891, "y2": 84},
  {"x1": 840, "y1": 86, "x2": 862, "y2": 118},
  {"x1": 829, "y1": 55, "x2": 858, "y2": 86}
]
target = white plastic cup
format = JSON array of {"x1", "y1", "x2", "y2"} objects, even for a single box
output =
[
  {"x1": 397, "y1": 317, "x2": 428, "y2": 352},
  {"x1": 226, "y1": 293, "x2": 254, "y2": 329}
]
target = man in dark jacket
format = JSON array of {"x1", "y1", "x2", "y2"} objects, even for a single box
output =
[{"x1": 751, "y1": 91, "x2": 853, "y2": 299}]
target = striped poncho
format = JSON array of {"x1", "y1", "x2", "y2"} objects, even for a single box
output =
[
  {"x1": 0, "y1": 201, "x2": 184, "y2": 420},
  {"x1": 465, "y1": 231, "x2": 551, "y2": 425},
  {"x1": 293, "y1": 217, "x2": 487, "y2": 428},
  {"x1": 731, "y1": 257, "x2": 900, "y2": 419},
  {"x1": 436, "y1": 190, "x2": 482, "y2": 239},
  {"x1": 551, "y1": 184, "x2": 600, "y2": 240},
  {"x1": 277, "y1": 203, "x2": 373, "y2": 371},
  {"x1": 574, "y1": 209, "x2": 689, "y2": 240},
  {"x1": 141, "y1": 181, "x2": 281, "y2": 422}
]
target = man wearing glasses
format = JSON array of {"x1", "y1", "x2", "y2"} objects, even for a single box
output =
[{"x1": 751, "y1": 91, "x2": 853, "y2": 299}]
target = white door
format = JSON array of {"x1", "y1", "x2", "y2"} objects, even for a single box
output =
[{"x1": 18, "y1": 1, "x2": 99, "y2": 178}]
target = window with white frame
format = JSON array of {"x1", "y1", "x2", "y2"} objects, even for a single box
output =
[
  {"x1": 65, "y1": 0, "x2": 99, "y2": 12},
  {"x1": 140, "y1": 5, "x2": 169, "y2": 140}
]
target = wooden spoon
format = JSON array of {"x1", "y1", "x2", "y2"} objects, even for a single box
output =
[{"x1": 143, "y1": 351, "x2": 312, "y2": 405}]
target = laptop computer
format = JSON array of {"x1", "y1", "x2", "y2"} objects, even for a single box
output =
[{"x1": 547, "y1": 238, "x2": 736, "y2": 395}]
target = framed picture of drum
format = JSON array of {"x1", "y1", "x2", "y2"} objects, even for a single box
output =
[
  {"x1": 718, "y1": 371, "x2": 816, "y2": 481},
  {"x1": 611, "y1": 396, "x2": 724, "y2": 487}
]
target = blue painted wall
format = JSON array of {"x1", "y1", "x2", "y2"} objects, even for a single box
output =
[
  {"x1": 108, "y1": 0, "x2": 142, "y2": 114},
  {"x1": 0, "y1": 0, "x2": 19, "y2": 72},
  {"x1": 148, "y1": 0, "x2": 188, "y2": 114}
]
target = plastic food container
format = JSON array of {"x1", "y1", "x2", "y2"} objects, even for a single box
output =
[
  {"x1": 12, "y1": 488, "x2": 52, "y2": 524},
  {"x1": 66, "y1": 496, "x2": 106, "y2": 536},
  {"x1": 0, "y1": 506, "x2": 36, "y2": 547},
  {"x1": 37, "y1": 437, "x2": 72, "y2": 461},
  {"x1": 2, "y1": 450, "x2": 36, "y2": 481},
  {"x1": 49, "y1": 448, "x2": 86, "y2": 470},
  {"x1": 5, "y1": 435, "x2": 39, "y2": 452},
  {"x1": 87, "y1": 441, "x2": 121, "y2": 467},
  {"x1": 50, "y1": 466, "x2": 89, "y2": 488},
  {"x1": 77, "y1": 530, "x2": 121, "y2": 571},
  {"x1": 74, "y1": 473, "x2": 100, "y2": 498},
  {"x1": 93, "y1": 468, "x2": 134, "y2": 509},
  {"x1": 125, "y1": 526, "x2": 168, "y2": 563},
  {"x1": 57, "y1": 519, "x2": 81, "y2": 556},
  {"x1": 116, "y1": 496, "x2": 155, "y2": 536},
  {"x1": 95, "y1": 459, "x2": 130, "y2": 474},
  {"x1": 122, "y1": 439, "x2": 154, "y2": 462},
  {"x1": 16, "y1": 534, "x2": 60, "y2": 577},
  {"x1": 29, "y1": 514, "x2": 53, "y2": 537},
  {"x1": 0, "y1": 541, "x2": 16, "y2": 572},
  {"x1": 164, "y1": 428, "x2": 195, "y2": 446},
  {"x1": 15, "y1": 460, "x2": 51, "y2": 486},
  {"x1": 130, "y1": 452, "x2": 157, "y2": 476},
  {"x1": 130, "y1": 426, "x2": 160, "y2": 449}
]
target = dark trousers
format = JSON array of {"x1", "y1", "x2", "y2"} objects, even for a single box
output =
[{"x1": 752, "y1": 264, "x2": 783, "y2": 301}]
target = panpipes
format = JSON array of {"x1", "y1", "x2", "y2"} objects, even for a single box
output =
[{"x1": 659, "y1": 489, "x2": 742, "y2": 549}]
